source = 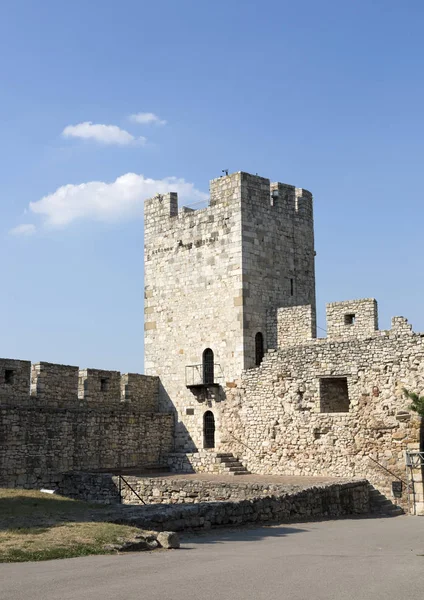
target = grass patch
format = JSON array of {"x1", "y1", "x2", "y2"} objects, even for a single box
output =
[{"x1": 0, "y1": 489, "x2": 144, "y2": 563}]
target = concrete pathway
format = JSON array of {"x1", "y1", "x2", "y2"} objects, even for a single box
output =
[{"x1": 1, "y1": 516, "x2": 424, "y2": 600}]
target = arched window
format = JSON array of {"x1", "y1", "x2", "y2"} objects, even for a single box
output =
[
  {"x1": 204, "y1": 411, "x2": 215, "y2": 449},
  {"x1": 202, "y1": 348, "x2": 214, "y2": 384},
  {"x1": 255, "y1": 332, "x2": 264, "y2": 366}
]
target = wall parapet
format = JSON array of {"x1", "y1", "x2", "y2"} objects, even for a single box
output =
[
  {"x1": 143, "y1": 172, "x2": 314, "y2": 235},
  {"x1": 326, "y1": 298, "x2": 378, "y2": 340},
  {"x1": 268, "y1": 304, "x2": 316, "y2": 349},
  {"x1": 0, "y1": 358, "x2": 159, "y2": 412},
  {"x1": 265, "y1": 299, "x2": 420, "y2": 352}
]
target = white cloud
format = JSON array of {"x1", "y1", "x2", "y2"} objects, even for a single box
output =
[
  {"x1": 9, "y1": 223, "x2": 36, "y2": 236},
  {"x1": 130, "y1": 112, "x2": 167, "y2": 126},
  {"x1": 28, "y1": 173, "x2": 208, "y2": 228},
  {"x1": 62, "y1": 122, "x2": 146, "y2": 145}
]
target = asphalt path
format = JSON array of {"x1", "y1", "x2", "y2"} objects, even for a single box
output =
[{"x1": 1, "y1": 516, "x2": 424, "y2": 600}]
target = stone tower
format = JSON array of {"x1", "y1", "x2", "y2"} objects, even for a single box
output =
[{"x1": 144, "y1": 172, "x2": 316, "y2": 451}]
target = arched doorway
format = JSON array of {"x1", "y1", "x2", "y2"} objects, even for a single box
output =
[
  {"x1": 202, "y1": 348, "x2": 214, "y2": 384},
  {"x1": 255, "y1": 332, "x2": 264, "y2": 366},
  {"x1": 203, "y1": 411, "x2": 215, "y2": 449}
]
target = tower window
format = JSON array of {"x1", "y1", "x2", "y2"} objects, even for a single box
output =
[
  {"x1": 202, "y1": 348, "x2": 214, "y2": 384},
  {"x1": 255, "y1": 332, "x2": 264, "y2": 366},
  {"x1": 4, "y1": 369, "x2": 14, "y2": 385},
  {"x1": 204, "y1": 411, "x2": 215, "y2": 448},
  {"x1": 100, "y1": 378, "x2": 109, "y2": 392},
  {"x1": 344, "y1": 314, "x2": 356, "y2": 325},
  {"x1": 290, "y1": 278, "x2": 294, "y2": 296}
]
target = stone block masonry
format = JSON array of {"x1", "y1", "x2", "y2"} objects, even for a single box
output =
[
  {"x1": 326, "y1": 298, "x2": 378, "y2": 340},
  {"x1": 60, "y1": 472, "x2": 357, "y2": 507},
  {"x1": 0, "y1": 359, "x2": 30, "y2": 401},
  {"x1": 220, "y1": 304, "x2": 423, "y2": 513},
  {"x1": 144, "y1": 172, "x2": 316, "y2": 452},
  {"x1": 61, "y1": 476, "x2": 371, "y2": 531},
  {"x1": 0, "y1": 359, "x2": 173, "y2": 489}
]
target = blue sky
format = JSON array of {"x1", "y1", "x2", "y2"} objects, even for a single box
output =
[{"x1": 1, "y1": 0, "x2": 423, "y2": 372}]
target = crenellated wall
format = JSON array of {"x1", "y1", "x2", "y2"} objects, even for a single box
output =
[
  {"x1": 0, "y1": 358, "x2": 173, "y2": 489},
  {"x1": 219, "y1": 301, "x2": 424, "y2": 513},
  {"x1": 326, "y1": 298, "x2": 378, "y2": 340},
  {"x1": 0, "y1": 359, "x2": 159, "y2": 409}
]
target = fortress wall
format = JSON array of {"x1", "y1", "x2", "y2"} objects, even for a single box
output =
[
  {"x1": 0, "y1": 360, "x2": 172, "y2": 488},
  {"x1": 220, "y1": 310, "x2": 423, "y2": 511}
]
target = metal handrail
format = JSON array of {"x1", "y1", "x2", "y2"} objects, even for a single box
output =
[
  {"x1": 368, "y1": 455, "x2": 408, "y2": 486},
  {"x1": 117, "y1": 475, "x2": 146, "y2": 505},
  {"x1": 226, "y1": 431, "x2": 257, "y2": 455}
]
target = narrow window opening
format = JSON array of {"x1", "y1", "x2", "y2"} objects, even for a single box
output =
[
  {"x1": 320, "y1": 377, "x2": 350, "y2": 413},
  {"x1": 345, "y1": 314, "x2": 355, "y2": 325},
  {"x1": 100, "y1": 378, "x2": 109, "y2": 392},
  {"x1": 202, "y1": 348, "x2": 214, "y2": 384},
  {"x1": 204, "y1": 411, "x2": 215, "y2": 449},
  {"x1": 4, "y1": 369, "x2": 14, "y2": 385},
  {"x1": 270, "y1": 189, "x2": 279, "y2": 206},
  {"x1": 290, "y1": 278, "x2": 294, "y2": 296},
  {"x1": 255, "y1": 332, "x2": 264, "y2": 366}
]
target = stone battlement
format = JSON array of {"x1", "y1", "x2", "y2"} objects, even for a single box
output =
[
  {"x1": 144, "y1": 172, "x2": 313, "y2": 234},
  {"x1": 0, "y1": 358, "x2": 158, "y2": 411},
  {"x1": 267, "y1": 298, "x2": 416, "y2": 350}
]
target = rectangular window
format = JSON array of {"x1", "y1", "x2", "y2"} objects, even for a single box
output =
[
  {"x1": 320, "y1": 377, "x2": 350, "y2": 413},
  {"x1": 100, "y1": 378, "x2": 109, "y2": 392},
  {"x1": 344, "y1": 314, "x2": 355, "y2": 325},
  {"x1": 4, "y1": 369, "x2": 14, "y2": 385},
  {"x1": 290, "y1": 278, "x2": 294, "y2": 296}
]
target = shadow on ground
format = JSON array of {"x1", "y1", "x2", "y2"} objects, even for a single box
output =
[
  {"x1": 181, "y1": 524, "x2": 309, "y2": 545},
  {"x1": 0, "y1": 490, "x2": 111, "y2": 532}
]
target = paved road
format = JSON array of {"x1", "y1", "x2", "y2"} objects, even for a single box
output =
[{"x1": 1, "y1": 516, "x2": 424, "y2": 600}]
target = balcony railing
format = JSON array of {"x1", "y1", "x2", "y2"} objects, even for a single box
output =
[
  {"x1": 185, "y1": 363, "x2": 224, "y2": 389},
  {"x1": 405, "y1": 450, "x2": 424, "y2": 469}
]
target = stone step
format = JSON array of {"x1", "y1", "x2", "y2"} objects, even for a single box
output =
[
  {"x1": 367, "y1": 485, "x2": 404, "y2": 516},
  {"x1": 214, "y1": 452, "x2": 250, "y2": 475},
  {"x1": 225, "y1": 469, "x2": 250, "y2": 476},
  {"x1": 222, "y1": 465, "x2": 245, "y2": 472}
]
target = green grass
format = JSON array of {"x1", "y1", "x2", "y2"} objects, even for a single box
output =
[{"x1": 0, "y1": 489, "x2": 145, "y2": 563}]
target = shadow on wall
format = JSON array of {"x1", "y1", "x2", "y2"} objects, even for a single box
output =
[{"x1": 158, "y1": 379, "x2": 224, "y2": 457}]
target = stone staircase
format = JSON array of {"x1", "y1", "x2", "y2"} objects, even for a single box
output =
[
  {"x1": 368, "y1": 484, "x2": 404, "y2": 516},
  {"x1": 215, "y1": 453, "x2": 250, "y2": 476}
]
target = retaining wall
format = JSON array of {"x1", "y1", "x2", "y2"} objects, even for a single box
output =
[{"x1": 102, "y1": 480, "x2": 371, "y2": 531}]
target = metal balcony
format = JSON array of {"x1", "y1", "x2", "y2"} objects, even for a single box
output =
[{"x1": 185, "y1": 363, "x2": 224, "y2": 390}]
